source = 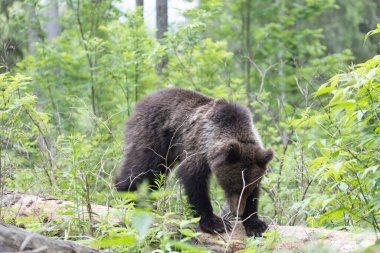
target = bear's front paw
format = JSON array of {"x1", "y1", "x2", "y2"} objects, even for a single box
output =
[
  {"x1": 199, "y1": 215, "x2": 232, "y2": 234},
  {"x1": 243, "y1": 218, "x2": 268, "y2": 237}
]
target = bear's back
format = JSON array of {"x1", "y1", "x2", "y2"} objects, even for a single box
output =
[
  {"x1": 124, "y1": 88, "x2": 213, "y2": 137},
  {"x1": 132, "y1": 88, "x2": 212, "y2": 123},
  {"x1": 137, "y1": 88, "x2": 212, "y2": 111}
]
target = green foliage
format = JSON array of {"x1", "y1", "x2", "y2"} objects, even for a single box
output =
[
  {"x1": 295, "y1": 52, "x2": 380, "y2": 232},
  {"x1": 1, "y1": 0, "x2": 380, "y2": 251},
  {"x1": 318, "y1": 0, "x2": 380, "y2": 62},
  {"x1": 99, "y1": 10, "x2": 158, "y2": 116},
  {"x1": 0, "y1": 72, "x2": 53, "y2": 190},
  {"x1": 164, "y1": 8, "x2": 239, "y2": 98},
  {"x1": 0, "y1": 0, "x2": 28, "y2": 71}
]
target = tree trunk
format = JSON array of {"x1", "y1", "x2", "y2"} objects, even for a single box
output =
[
  {"x1": 136, "y1": 0, "x2": 143, "y2": 19},
  {"x1": 136, "y1": 0, "x2": 143, "y2": 10},
  {"x1": 44, "y1": 0, "x2": 61, "y2": 41},
  {"x1": 0, "y1": 223, "x2": 103, "y2": 253},
  {"x1": 25, "y1": 4, "x2": 39, "y2": 54},
  {"x1": 155, "y1": 0, "x2": 168, "y2": 78},
  {"x1": 156, "y1": 0, "x2": 168, "y2": 42},
  {"x1": 245, "y1": 0, "x2": 253, "y2": 111}
]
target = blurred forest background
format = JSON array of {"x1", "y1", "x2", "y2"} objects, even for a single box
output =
[{"x1": 1, "y1": 0, "x2": 380, "y2": 252}]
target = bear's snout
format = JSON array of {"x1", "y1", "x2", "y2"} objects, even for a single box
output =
[{"x1": 226, "y1": 193, "x2": 247, "y2": 217}]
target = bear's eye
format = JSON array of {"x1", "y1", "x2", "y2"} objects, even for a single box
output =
[
  {"x1": 234, "y1": 190, "x2": 243, "y2": 195},
  {"x1": 226, "y1": 143, "x2": 240, "y2": 163},
  {"x1": 239, "y1": 139, "x2": 255, "y2": 145}
]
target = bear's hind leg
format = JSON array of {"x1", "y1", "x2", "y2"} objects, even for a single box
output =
[{"x1": 115, "y1": 145, "x2": 170, "y2": 191}]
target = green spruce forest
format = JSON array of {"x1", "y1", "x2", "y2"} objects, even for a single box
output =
[{"x1": 1, "y1": 0, "x2": 380, "y2": 252}]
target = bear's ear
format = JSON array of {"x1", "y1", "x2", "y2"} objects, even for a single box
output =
[
  {"x1": 212, "y1": 101, "x2": 237, "y2": 125},
  {"x1": 226, "y1": 142, "x2": 241, "y2": 163},
  {"x1": 256, "y1": 148, "x2": 274, "y2": 167}
]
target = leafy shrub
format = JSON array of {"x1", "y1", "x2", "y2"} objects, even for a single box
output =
[
  {"x1": 0, "y1": 73, "x2": 53, "y2": 191},
  {"x1": 294, "y1": 27, "x2": 380, "y2": 231}
]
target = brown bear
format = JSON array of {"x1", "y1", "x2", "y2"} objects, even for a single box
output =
[{"x1": 115, "y1": 88, "x2": 273, "y2": 236}]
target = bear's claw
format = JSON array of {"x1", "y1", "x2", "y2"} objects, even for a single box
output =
[
  {"x1": 243, "y1": 217, "x2": 268, "y2": 237},
  {"x1": 199, "y1": 215, "x2": 232, "y2": 234}
]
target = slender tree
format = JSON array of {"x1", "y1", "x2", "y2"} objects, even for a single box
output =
[
  {"x1": 136, "y1": 0, "x2": 143, "y2": 19},
  {"x1": 136, "y1": 0, "x2": 143, "y2": 10},
  {"x1": 155, "y1": 0, "x2": 168, "y2": 77},
  {"x1": 44, "y1": 0, "x2": 61, "y2": 41},
  {"x1": 26, "y1": 4, "x2": 39, "y2": 54},
  {"x1": 245, "y1": 0, "x2": 252, "y2": 108}
]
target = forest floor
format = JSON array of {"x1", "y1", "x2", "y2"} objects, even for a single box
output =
[{"x1": 1, "y1": 191, "x2": 378, "y2": 253}]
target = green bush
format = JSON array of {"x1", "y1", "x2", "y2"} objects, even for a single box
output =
[{"x1": 294, "y1": 27, "x2": 380, "y2": 232}]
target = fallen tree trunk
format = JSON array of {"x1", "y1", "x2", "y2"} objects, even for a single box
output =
[
  {"x1": 198, "y1": 223, "x2": 379, "y2": 252},
  {"x1": 0, "y1": 223, "x2": 103, "y2": 253},
  {"x1": 1, "y1": 191, "x2": 378, "y2": 252},
  {"x1": 0, "y1": 191, "x2": 116, "y2": 224}
]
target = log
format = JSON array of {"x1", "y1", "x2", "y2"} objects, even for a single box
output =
[
  {"x1": 1, "y1": 191, "x2": 379, "y2": 252},
  {"x1": 198, "y1": 223, "x2": 379, "y2": 252},
  {"x1": 0, "y1": 191, "x2": 118, "y2": 225},
  {"x1": 0, "y1": 223, "x2": 103, "y2": 253}
]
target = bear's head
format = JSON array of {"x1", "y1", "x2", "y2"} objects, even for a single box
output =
[
  {"x1": 210, "y1": 141, "x2": 273, "y2": 217},
  {"x1": 207, "y1": 101, "x2": 273, "y2": 217}
]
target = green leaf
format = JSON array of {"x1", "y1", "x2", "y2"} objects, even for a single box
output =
[
  {"x1": 132, "y1": 211, "x2": 154, "y2": 240},
  {"x1": 88, "y1": 235, "x2": 137, "y2": 247},
  {"x1": 179, "y1": 228, "x2": 199, "y2": 238}
]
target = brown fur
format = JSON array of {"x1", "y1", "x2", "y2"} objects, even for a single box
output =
[{"x1": 115, "y1": 88, "x2": 273, "y2": 236}]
